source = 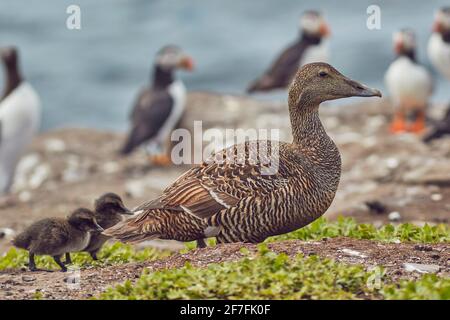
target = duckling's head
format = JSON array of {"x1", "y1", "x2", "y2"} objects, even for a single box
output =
[
  {"x1": 68, "y1": 208, "x2": 104, "y2": 233},
  {"x1": 95, "y1": 193, "x2": 133, "y2": 216},
  {"x1": 288, "y1": 63, "x2": 381, "y2": 109}
]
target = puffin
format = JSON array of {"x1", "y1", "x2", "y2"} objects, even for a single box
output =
[
  {"x1": 428, "y1": 7, "x2": 450, "y2": 80},
  {"x1": 104, "y1": 63, "x2": 381, "y2": 248},
  {"x1": 384, "y1": 29, "x2": 433, "y2": 133},
  {"x1": 120, "y1": 46, "x2": 194, "y2": 165},
  {"x1": 247, "y1": 10, "x2": 330, "y2": 93},
  {"x1": 0, "y1": 47, "x2": 41, "y2": 194},
  {"x1": 425, "y1": 7, "x2": 450, "y2": 143}
]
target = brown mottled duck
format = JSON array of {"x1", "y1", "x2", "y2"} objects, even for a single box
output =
[{"x1": 104, "y1": 63, "x2": 381, "y2": 247}]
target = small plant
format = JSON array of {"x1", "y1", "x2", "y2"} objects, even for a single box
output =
[
  {"x1": 267, "y1": 217, "x2": 450, "y2": 243},
  {"x1": 0, "y1": 242, "x2": 170, "y2": 271}
]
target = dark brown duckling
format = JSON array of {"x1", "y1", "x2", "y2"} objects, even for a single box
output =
[
  {"x1": 12, "y1": 208, "x2": 103, "y2": 272},
  {"x1": 83, "y1": 193, "x2": 132, "y2": 260}
]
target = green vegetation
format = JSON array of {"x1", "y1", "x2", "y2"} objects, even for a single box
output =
[
  {"x1": 0, "y1": 242, "x2": 170, "y2": 271},
  {"x1": 99, "y1": 245, "x2": 449, "y2": 300},
  {"x1": 268, "y1": 217, "x2": 450, "y2": 243}
]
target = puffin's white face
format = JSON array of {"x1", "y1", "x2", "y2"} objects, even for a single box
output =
[
  {"x1": 393, "y1": 30, "x2": 416, "y2": 54},
  {"x1": 300, "y1": 12, "x2": 330, "y2": 38},
  {"x1": 155, "y1": 46, "x2": 194, "y2": 71},
  {"x1": 434, "y1": 8, "x2": 450, "y2": 33}
]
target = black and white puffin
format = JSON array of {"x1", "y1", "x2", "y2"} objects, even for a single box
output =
[
  {"x1": 120, "y1": 46, "x2": 194, "y2": 165},
  {"x1": 0, "y1": 47, "x2": 41, "y2": 194},
  {"x1": 428, "y1": 7, "x2": 450, "y2": 80},
  {"x1": 247, "y1": 10, "x2": 330, "y2": 93},
  {"x1": 384, "y1": 29, "x2": 433, "y2": 133},
  {"x1": 424, "y1": 8, "x2": 450, "y2": 143}
]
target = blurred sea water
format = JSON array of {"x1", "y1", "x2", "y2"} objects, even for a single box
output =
[{"x1": 1, "y1": 0, "x2": 449, "y2": 131}]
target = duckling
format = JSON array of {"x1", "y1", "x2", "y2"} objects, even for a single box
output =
[
  {"x1": 385, "y1": 29, "x2": 433, "y2": 134},
  {"x1": 247, "y1": 10, "x2": 330, "y2": 93},
  {"x1": 12, "y1": 208, "x2": 103, "y2": 272},
  {"x1": 82, "y1": 193, "x2": 133, "y2": 260},
  {"x1": 104, "y1": 63, "x2": 381, "y2": 247}
]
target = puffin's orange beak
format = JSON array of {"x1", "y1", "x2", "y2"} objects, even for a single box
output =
[
  {"x1": 433, "y1": 21, "x2": 442, "y2": 33},
  {"x1": 179, "y1": 56, "x2": 194, "y2": 71},
  {"x1": 394, "y1": 40, "x2": 403, "y2": 54},
  {"x1": 319, "y1": 23, "x2": 331, "y2": 37}
]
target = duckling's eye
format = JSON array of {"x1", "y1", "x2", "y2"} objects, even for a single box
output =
[{"x1": 318, "y1": 71, "x2": 328, "y2": 78}]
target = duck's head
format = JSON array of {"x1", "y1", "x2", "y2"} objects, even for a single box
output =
[
  {"x1": 68, "y1": 208, "x2": 104, "y2": 233},
  {"x1": 300, "y1": 10, "x2": 330, "y2": 38},
  {"x1": 433, "y1": 7, "x2": 450, "y2": 35},
  {"x1": 95, "y1": 192, "x2": 133, "y2": 216},
  {"x1": 155, "y1": 45, "x2": 194, "y2": 72},
  {"x1": 288, "y1": 63, "x2": 381, "y2": 109},
  {"x1": 393, "y1": 29, "x2": 416, "y2": 58}
]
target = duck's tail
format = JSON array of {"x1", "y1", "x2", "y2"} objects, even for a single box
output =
[{"x1": 102, "y1": 213, "x2": 160, "y2": 244}]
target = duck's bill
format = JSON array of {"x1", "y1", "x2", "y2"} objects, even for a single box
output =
[{"x1": 347, "y1": 79, "x2": 382, "y2": 97}]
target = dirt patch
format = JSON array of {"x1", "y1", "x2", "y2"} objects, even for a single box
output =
[{"x1": 0, "y1": 237, "x2": 448, "y2": 300}]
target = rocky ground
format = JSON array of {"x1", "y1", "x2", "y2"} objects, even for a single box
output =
[{"x1": 0, "y1": 92, "x2": 449, "y2": 299}]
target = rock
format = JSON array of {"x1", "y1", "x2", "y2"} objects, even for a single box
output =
[
  {"x1": 22, "y1": 275, "x2": 36, "y2": 282},
  {"x1": 0, "y1": 228, "x2": 15, "y2": 239},
  {"x1": 44, "y1": 138, "x2": 66, "y2": 152},
  {"x1": 413, "y1": 244, "x2": 433, "y2": 252},
  {"x1": 431, "y1": 193, "x2": 443, "y2": 201},
  {"x1": 403, "y1": 263, "x2": 441, "y2": 274},
  {"x1": 340, "y1": 248, "x2": 367, "y2": 258},
  {"x1": 388, "y1": 211, "x2": 401, "y2": 222}
]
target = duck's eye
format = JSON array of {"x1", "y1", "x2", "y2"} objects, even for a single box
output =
[{"x1": 318, "y1": 71, "x2": 328, "y2": 77}]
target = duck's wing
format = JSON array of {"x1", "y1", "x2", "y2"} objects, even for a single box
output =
[
  {"x1": 120, "y1": 88, "x2": 174, "y2": 155},
  {"x1": 134, "y1": 141, "x2": 287, "y2": 220},
  {"x1": 247, "y1": 41, "x2": 306, "y2": 93}
]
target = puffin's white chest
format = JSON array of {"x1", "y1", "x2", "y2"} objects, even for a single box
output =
[
  {"x1": 155, "y1": 80, "x2": 186, "y2": 143},
  {"x1": 428, "y1": 33, "x2": 450, "y2": 80},
  {"x1": 0, "y1": 82, "x2": 41, "y2": 192},
  {"x1": 300, "y1": 40, "x2": 329, "y2": 66},
  {"x1": 384, "y1": 57, "x2": 433, "y2": 109}
]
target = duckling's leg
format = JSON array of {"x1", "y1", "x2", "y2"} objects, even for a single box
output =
[
  {"x1": 64, "y1": 252, "x2": 72, "y2": 264},
  {"x1": 390, "y1": 111, "x2": 406, "y2": 133},
  {"x1": 89, "y1": 251, "x2": 99, "y2": 261},
  {"x1": 408, "y1": 110, "x2": 426, "y2": 133},
  {"x1": 28, "y1": 252, "x2": 37, "y2": 271},
  {"x1": 53, "y1": 255, "x2": 67, "y2": 272},
  {"x1": 196, "y1": 239, "x2": 207, "y2": 248}
]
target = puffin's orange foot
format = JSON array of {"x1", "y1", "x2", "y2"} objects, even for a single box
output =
[
  {"x1": 407, "y1": 116, "x2": 426, "y2": 134},
  {"x1": 390, "y1": 118, "x2": 406, "y2": 133},
  {"x1": 150, "y1": 154, "x2": 172, "y2": 166}
]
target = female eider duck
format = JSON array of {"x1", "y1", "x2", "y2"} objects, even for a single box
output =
[
  {"x1": 247, "y1": 10, "x2": 330, "y2": 93},
  {"x1": 385, "y1": 29, "x2": 433, "y2": 134},
  {"x1": 120, "y1": 46, "x2": 194, "y2": 165},
  {"x1": 0, "y1": 47, "x2": 41, "y2": 194},
  {"x1": 428, "y1": 7, "x2": 450, "y2": 81},
  {"x1": 104, "y1": 63, "x2": 381, "y2": 247}
]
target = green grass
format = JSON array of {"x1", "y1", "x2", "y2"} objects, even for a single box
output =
[
  {"x1": 98, "y1": 245, "x2": 450, "y2": 300},
  {"x1": 0, "y1": 242, "x2": 171, "y2": 271},
  {"x1": 267, "y1": 217, "x2": 450, "y2": 243}
]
